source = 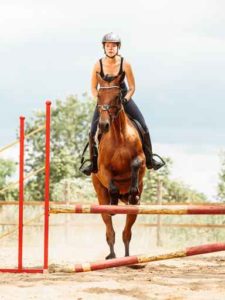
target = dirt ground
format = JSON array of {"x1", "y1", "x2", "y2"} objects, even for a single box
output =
[
  {"x1": 1, "y1": 214, "x2": 225, "y2": 300},
  {"x1": 1, "y1": 255, "x2": 225, "y2": 300}
]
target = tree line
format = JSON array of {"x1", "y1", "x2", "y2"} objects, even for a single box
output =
[{"x1": 0, "y1": 95, "x2": 223, "y2": 203}]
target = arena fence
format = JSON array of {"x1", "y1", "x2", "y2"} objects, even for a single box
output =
[{"x1": 1, "y1": 101, "x2": 225, "y2": 274}]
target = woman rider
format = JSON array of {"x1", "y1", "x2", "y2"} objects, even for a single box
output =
[{"x1": 80, "y1": 32, "x2": 165, "y2": 176}]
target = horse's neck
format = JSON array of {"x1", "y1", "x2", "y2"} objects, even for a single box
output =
[{"x1": 110, "y1": 110, "x2": 129, "y2": 141}]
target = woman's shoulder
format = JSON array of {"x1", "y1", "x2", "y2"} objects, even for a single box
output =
[
  {"x1": 122, "y1": 58, "x2": 132, "y2": 72},
  {"x1": 93, "y1": 60, "x2": 101, "y2": 73}
]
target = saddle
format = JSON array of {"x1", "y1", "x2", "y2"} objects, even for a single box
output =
[{"x1": 127, "y1": 114, "x2": 145, "y2": 143}]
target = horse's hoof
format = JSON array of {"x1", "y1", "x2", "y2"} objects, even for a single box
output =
[{"x1": 105, "y1": 253, "x2": 116, "y2": 260}]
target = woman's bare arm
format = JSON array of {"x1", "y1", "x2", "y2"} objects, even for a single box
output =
[
  {"x1": 124, "y1": 61, "x2": 135, "y2": 101},
  {"x1": 91, "y1": 62, "x2": 99, "y2": 98}
]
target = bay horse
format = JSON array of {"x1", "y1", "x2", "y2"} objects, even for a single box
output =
[{"x1": 91, "y1": 73, "x2": 146, "y2": 259}]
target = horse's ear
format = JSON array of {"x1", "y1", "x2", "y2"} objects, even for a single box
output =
[
  {"x1": 113, "y1": 73, "x2": 125, "y2": 86},
  {"x1": 96, "y1": 72, "x2": 105, "y2": 86}
]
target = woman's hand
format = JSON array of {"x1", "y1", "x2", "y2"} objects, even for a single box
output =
[{"x1": 122, "y1": 97, "x2": 129, "y2": 105}]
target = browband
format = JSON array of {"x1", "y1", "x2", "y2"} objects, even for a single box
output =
[{"x1": 99, "y1": 86, "x2": 120, "y2": 90}]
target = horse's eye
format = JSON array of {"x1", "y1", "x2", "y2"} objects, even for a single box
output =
[{"x1": 109, "y1": 107, "x2": 117, "y2": 114}]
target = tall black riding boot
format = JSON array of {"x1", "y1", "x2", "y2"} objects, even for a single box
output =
[
  {"x1": 143, "y1": 131, "x2": 165, "y2": 170},
  {"x1": 79, "y1": 134, "x2": 98, "y2": 176}
]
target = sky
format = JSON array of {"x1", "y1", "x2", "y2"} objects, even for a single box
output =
[{"x1": 0, "y1": 0, "x2": 225, "y2": 199}]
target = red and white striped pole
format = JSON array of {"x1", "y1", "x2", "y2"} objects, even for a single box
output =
[
  {"x1": 49, "y1": 242, "x2": 225, "y2": 273},
  {"x1": 50, "y1": 204, "x2": 225, "y2": 215},
  {"x1": 44, "y1": 101, "x2": 51, "y2": 270},
  {"x1": 18, "y1": 116, "x2": 25, "y2": 270}
]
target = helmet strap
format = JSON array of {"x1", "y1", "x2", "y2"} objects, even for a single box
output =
[{"x1": 105, "y1": 53, "x2": 117, "y2": 59}]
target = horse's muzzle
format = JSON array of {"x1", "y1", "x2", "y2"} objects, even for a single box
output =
[{"x1": 99, "y1": 121, "x2": 110, "y2": 133}]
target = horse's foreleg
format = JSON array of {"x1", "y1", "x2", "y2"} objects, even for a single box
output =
[
  {"x1": 123, "y1": 214, "x2": 137, "y2": 257},
  {"x1": 109, "y1": 179, "x2": 119, "y2": 205},
  {"x1": 128, "y1": 157, "x2": 141, "y2": 205}
]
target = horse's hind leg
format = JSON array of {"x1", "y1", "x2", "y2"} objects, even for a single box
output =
[
  {"x1": 128, "y1": 157, "x2": 141, "y2": 205},
  {"x1": 92, "y1": 175, "x2": 116, "y2": 259},
  {"x1": 102, "y1": 214, "x2": 116, "y2": 259},
  {"x1": 123, "y1": 214, "x2": 137, "y2": 257},
  {"x1": 123, "y1": 180, "x2": 143, "y2": 257}
]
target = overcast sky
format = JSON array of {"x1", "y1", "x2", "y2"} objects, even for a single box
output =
[{"x1": 0, "y1": 0, "x2": 224, "y2": 198}]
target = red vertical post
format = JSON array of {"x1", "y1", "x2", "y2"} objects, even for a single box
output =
[
  {"x1": 18, "y1": 116, "x2": 25, "y2": 270},
  {"x1": 44, "y1": 101, "x2": 51, "y2": 270}
]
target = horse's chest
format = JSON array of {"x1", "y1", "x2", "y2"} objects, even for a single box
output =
[
  {"x1": 112, "y1": 148, "x2": 129, "y2": 164},
  {"x1": 98, "y1": 129, "x2": 142, "y2": 175},
  {"x1": 104, "y1": 146, "x2": 134, "y2": 172}
]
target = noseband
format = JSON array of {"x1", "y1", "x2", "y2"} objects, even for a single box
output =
[{"x1": 97, "y1": 85, "x2": 123, "y2": 118}]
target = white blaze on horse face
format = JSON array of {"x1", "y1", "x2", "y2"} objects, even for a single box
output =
[
  {"x1": 97, "y1": 87, "x2": 122, "y2": 133},
  {"x1": 99, "y1": 109, "x2": 110, "y2": 125}
]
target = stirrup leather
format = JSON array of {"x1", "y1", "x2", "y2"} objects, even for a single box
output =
[{"x1": 79, "y1": 141, "x2": 90, "y2": 171}]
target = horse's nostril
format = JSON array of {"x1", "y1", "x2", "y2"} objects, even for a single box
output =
[
  {"x1": 99, "y1": 122, "x2": 110, "y2": 133},
  {"x1": 105, "y1": 123, "x2": 109, "y2": 132}
]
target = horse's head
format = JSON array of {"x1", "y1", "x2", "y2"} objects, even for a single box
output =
[{"x1": 97, "y1": 73, "x2": 123, "y2": 133}]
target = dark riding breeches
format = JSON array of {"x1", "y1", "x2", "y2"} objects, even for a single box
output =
[{"x1": 90, "y1": 99, "x2": 148, "y2": 136}]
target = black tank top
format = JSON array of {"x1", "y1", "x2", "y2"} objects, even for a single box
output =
[{"x1": 99, "y1": 57, "x2": 128, "y2": 97}]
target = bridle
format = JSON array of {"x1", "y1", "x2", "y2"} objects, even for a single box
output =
[{"x1": 97, "y1": 85, "x2": 123, "y2": 118}]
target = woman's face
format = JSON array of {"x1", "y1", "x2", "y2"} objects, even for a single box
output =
[{"x1": 104, "y1": 42, "x2": 118, "y2": 57}]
